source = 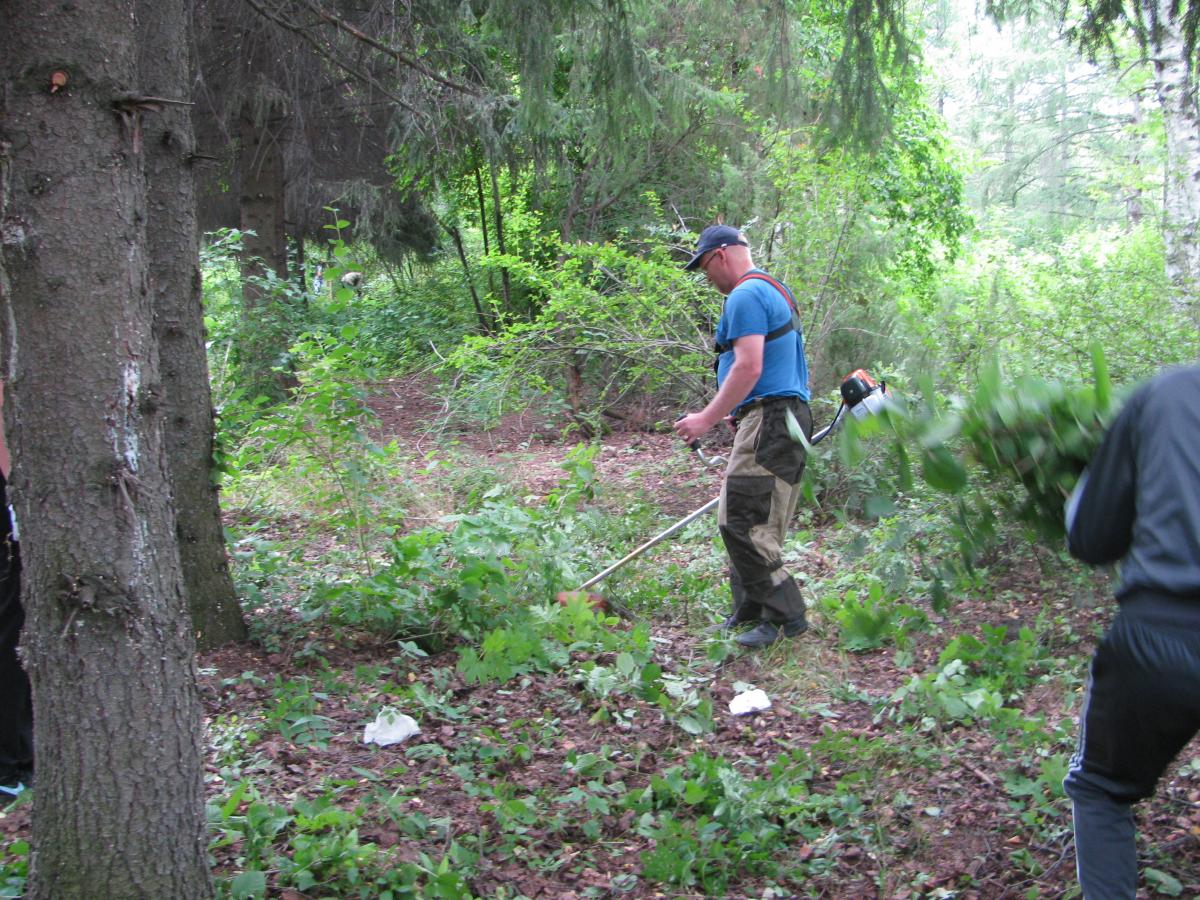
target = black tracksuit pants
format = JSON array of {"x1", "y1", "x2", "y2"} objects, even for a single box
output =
[
  {"x1": 0, "y1": 474, "x2": 31, "y2": 785},
  {"x1": 1063, "y1": 593, "x2": 1200, "y2": 899}
]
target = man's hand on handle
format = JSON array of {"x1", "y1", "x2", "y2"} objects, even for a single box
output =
[{"x1": 673, "y1": 411, "x2": 718, "y2": 445}]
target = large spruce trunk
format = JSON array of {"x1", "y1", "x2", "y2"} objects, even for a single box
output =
[
  {"x1": 239, "y1": 105, "x2": 289, "y2": 287},
  {"x1": 140, "y1": 0, "x2": 247, "y2": 649},
  {"x1": 0, "y1": 2, "x2": 214, "y2": 897}
]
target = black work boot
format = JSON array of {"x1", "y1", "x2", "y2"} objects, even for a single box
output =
[
  {"x1": 734, "y1": 617, "x2": 807, "y2": 649},
  {"x1": 707, "y1": 611, "x2": 759, "y2": 634}
]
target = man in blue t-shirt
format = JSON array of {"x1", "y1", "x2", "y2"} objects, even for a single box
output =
[{"x1": 674, "y1": 224, "x2": 812, "y2": 648}]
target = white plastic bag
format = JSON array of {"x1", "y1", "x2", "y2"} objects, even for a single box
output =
[
  {"x1": 728, "y1": 688, "x2": 771, "y2": 716},
  {"x1": 363, "y1": 707, "x2": 420, "y2": 746}
]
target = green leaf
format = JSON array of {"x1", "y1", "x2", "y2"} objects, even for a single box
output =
[
  {"x1": 1144, "y1": 868, "x2": 1183, "y2": 896},
  {"x1": 1091, "y1": 341, "x2": 1111, "y2": 411},
  {"x1": 229, "y1": 870, "x2": 267, "y2": 900},
  {"x1": 864, "y1": 494, "x2": 897, "y2": 518},
  {"x1": 921, "y1": 445, "x2": 967, "y2": 493},
  {"x1": 220, "y1": 781, "x2": 248, "y2": 818},
  {"x1": 785, "y1": 407, "x2": 812, "y2": 451}
]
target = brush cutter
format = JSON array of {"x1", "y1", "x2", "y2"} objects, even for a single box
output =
[{"x1": 557, "y1": 369, "x2": 892, "y2": 608}]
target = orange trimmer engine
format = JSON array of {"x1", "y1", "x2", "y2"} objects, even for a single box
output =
[{"x1": 840, "y1": 368, "x2": 890, "y2": 419}]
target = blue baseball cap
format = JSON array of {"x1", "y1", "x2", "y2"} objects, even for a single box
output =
[{"x1": 683, "y1": 224, "x2": 749, "y2": 271}]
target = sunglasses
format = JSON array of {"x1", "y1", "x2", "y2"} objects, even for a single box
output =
[{"x1": 699, "y1": 245, "x2": 728, "y2": 274}]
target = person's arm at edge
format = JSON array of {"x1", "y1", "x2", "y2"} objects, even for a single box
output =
[
  {"x1": 673, "y1": 334, "x2": 764, "y2": 444},
  {"x1": 1067, "y1": 398, "x2": 1137, "y2": 565}
]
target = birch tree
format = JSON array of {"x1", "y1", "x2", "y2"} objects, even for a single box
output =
[
  {"x1": 1143, "y1": 0, "x2": 1200, "y2": 312},
  {"x1": 990, "y1": 0, "x2": 1200, "y2": 318}
]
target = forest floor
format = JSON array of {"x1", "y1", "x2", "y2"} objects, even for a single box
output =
[{"x1": 2, "y1": 376, "x2": 1199, "y2": 899}]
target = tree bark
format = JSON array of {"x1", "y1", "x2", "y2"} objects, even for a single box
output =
[
  {"x1": 1146, "y1": 0, "x2": 1200, "y2": 318},
  {"x1": 237, "y1": 103, "x2": 295, "y2": 392},
  {"x1": 239, "y1": 106, "x2": 288, "y2": 288},
  {"x1": 0, "y1": 3, "x2": 214, "y2": 897},
  {"x1": 141, "y1": 0, "x2": 246, "y2": 649}
]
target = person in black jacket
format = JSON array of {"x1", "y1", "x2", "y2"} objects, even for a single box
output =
[{"x1": 1064, "y1": 363, "x2": 1200, "y2": 899}]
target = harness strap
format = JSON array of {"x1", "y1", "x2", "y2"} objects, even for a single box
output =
[{"x1": 713, "y1": 272, "x2": 802, "y2": 356}]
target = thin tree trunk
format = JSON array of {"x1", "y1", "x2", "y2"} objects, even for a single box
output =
[
  {"x1": 1127, "y1": 90, "x2": 1145, "y2": 228},
  {"x1": 1146, "y1": 0, "x2": 1200, "y2": 318},
  {"x1": 489, "y1": 162, "x2": 512, "y2": 313},
  {"x1": 473, "y1": 163, "x2": 496, "y2": 301},
  {"x1": 293, "y1": 223, "x2": 307, "y2": 289},
  {"x1": 0, "y1": 2, "x2": 214, "y2": 896},
  {"x1": 141, "y1": 0, "x2": 246, "y2": 649},
  {"x1": 442, "y1": 220, "x2": 490, "y2": 332}
]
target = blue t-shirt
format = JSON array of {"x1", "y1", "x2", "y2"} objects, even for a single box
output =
[{"x1": 714, "y1": 270, "x2": 810, "y2": 411}]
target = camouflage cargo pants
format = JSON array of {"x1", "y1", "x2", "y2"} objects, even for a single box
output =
[{"x1": 718, "y1": 396, "x2": 811, "y2": 625}]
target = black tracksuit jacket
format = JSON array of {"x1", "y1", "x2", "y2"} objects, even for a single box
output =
[{"x1": 1068, "y1": 364, "x2": 1200, "y2": 601}]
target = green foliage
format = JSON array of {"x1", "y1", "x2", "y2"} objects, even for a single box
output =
[
  {"x1": 630, "y1": 750, "x2": 862, "y2": 891},
  {"x1": 1144, "y1": 867, "x2": 1186, "y2": 897},
  {"x1": 266, "y1": 678, "x2": 335, "y2": 748},
  {"x1": 760, "y1": 112, "x2": 969, "y2": 383},
  {"x1": 202, "y1": 229, "x2": 312, "y2": 406},
  {"x1": 209, "y1": 782, "x2": 478, "y2": 899},
  {"x1": 939, "y1": 624, "x2": 1047, "y2": 696},
  {"x1": 443, "y1": 229, "x2": 715, "y2": 430},
  {"x1": 881, "y1": 624, "x2": 1050, "y2": 730},
  {"x1": 297, "y1": 444, "x2": 627, "y2": 646},
  {"x1": 454, "y1": 596, "x2": 719, "y2": 734},
  {"x1": 847, "y1": 348, "x2": 1120, "y2": 546},
  {"x1": 576, "y1": 638, "x2": 716, "y2": 736},
  {"x1": 456, "y1": 609, "x2": 579, "y2": 685},
  {"x1": 0, "y1": 840, "x2": 26, "y2": 899},
  {"x1": 218, "y1": 328, "x2": 402, "y2": 585},
  {"x1": 911, "y1": 225, "x2": 1194, "y2": 387},
  {"x1": 882, "y1": 657, "x2": 1007, "y2": 729},
  {"x1": 1001, "y1": 751, "x2": 1071, "y2": 834},
  {"x1": 947, "y1": 354, "x2": 1114, "y2": 539},
  {"x1": 819, "y1": 579, "x2": 928, "y2": 651}
]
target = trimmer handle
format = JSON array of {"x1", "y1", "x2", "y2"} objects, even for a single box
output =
[{"x1": 689, "y1": 440, "x2": 726, "y2": 468}]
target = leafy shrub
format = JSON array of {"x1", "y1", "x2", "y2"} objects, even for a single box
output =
[
  {"x1": 819, "y1": 579, "x2": 928, "y2": 651},
  {"x1": 843, "y1": 346, "x2": 1119, "y2": 546},
  {"x1": 209, "y1": 783, "x2": 479, "y2": 899},
  {"x1": 880, "y1": 658, "x2": 1006, "y2": 729},
  {"x1": 916, "y1": 223, "x2": 1194, "y2": 388},
  {"x1": 939, "y1": 623, "x2": 1047, "y2": 696},
  {"x1": 441, "y1": 236, "x2": 717, "y2": 433},
  {"x1": 630, "y1": 751, "x2": 862, "y2": 891},
  {"x1": 0, "y1": 840, "x2": 27, "y2": 899}
]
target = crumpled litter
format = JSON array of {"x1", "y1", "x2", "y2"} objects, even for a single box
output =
[
  {"x1": 728, "y1": 688, "x2": 771, "y2": 716},
  {"x1": 363, "y1": 708, "x2": 420, "y2": 746}
]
